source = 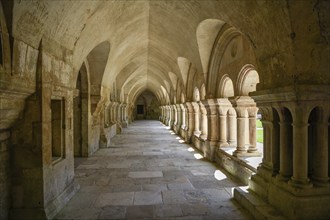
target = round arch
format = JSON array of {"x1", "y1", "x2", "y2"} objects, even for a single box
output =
[
  {"x1": 236, "y1": 64, "x2": 259, "y2": 96},
  {"x1": 200, "y1": 84, "x2": 206, "y2": 100},
  {"x1": 218, "y1": 74, "x2": 234, "y2": 98},
  {"x1": 193, "y1": 87, "x2": 200, "y2": 102}
]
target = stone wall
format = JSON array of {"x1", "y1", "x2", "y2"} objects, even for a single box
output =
[{"x1": 8, "y1": 39, "x2": 79, "y2": 219}]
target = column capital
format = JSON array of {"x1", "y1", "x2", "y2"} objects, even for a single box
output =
[
  {"x1": 179, "y1": 103, "x2": 186, "y2": 111},
  {"x1": 201, "y1": 99, "x2": 218, "y2": 115},
  {"x1": 191, "y1": 102, "x2": 200, "y2": 112},
  {"x1": 175, "y1": 104, "x2": 182, "y2": 111},
  {"x1": 198, "y1": 101, "x2": 207, "y2": 114},
  {"x1": 230, "y1": 96, "x2": 256, "y2": 107},
  {"x1": 234, "y1": 106, "x2": 248, "y2": 117}
]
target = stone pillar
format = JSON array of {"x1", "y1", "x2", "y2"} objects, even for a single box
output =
[
  {"x1": 159, "y1": 106, "x2": 163, "y2": 121},
  {"x1": 185, "y1": 102, "x2": 195, "y2": 143},
  {"x1": 199, "y1": 101, "x2": 207, "y2": 140},
  {"x1": 233, "y1": 107, "x2": 247, "y2": 156},
  {"x1": 247, "y1": 107, "x2": 261, "y2": 156},
  {"x1": 164, "y1": 105, "x2": 169, "y2": 126},
  {"x1": 159, "y1": 106, "x2": 164, "y2": 123},
  {"x1": 161, "y1": 106, "x2": 165, "y2": 123},
  {"x1": 117, "y1": 103, "x2": 123, "y2": 125},
  {"x1": 289, "y1": 107, "x2": 312, "y2": 187},
  {"x1": 172, "y1": 105, "x2": 178, "y2": 130},
  {"x1": 217, "y1": 99, "x2": 232, "y2": 148},
  {"x1": 170, "y1": 105, "x2": 176, "y2": 129},
  {"x1": 122, "y1": 104, "x2": 128, "y2": 128},
  {"x1": 203, "y1": 99, "x2": 219, "y2": 161},
  {"x1": 219, "y1": 111, "x2": 228, "y2": 147},
  {"x1": 312, "y1": 110, "x2": 329, "y2": 186},
  {"x1": 180, "y1": 104, "x2": 186, "y2": 130},
  {"x1": 277, "y1": 108, "x2": 293, "y2": 181},
  {"x1": 231, "y1": 97, "x2": 260, "y2": 157},
  {"x1": 227, "y1": 108, "x2": 237, "y2": 146},
  {"x1": 175, "y1": 104, "x2": 182, "y2": 134},
  {"x1": 112, "y1": 102, "x2": 118, "y2": 124},
  {"x1": 191, "y1": 102, "x2": 201, "y2": 136}
]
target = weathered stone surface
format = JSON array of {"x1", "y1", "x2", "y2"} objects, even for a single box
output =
[{"x1": 0, "y1": 1, "x2": 328, "y2": 219}]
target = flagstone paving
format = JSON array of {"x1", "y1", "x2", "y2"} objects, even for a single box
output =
[{"x1": 55, "y1": 120, "x2": 251, "y2": 220}]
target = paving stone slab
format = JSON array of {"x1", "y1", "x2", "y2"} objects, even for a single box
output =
[
  {"x1": 94, "y1": 192, "x2": 134, "y2": 207},
  {"x1": 128, "y1": 171, "x2": 163, "y2": 178}
]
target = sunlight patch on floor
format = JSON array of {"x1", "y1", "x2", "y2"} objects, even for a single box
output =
[
  {"x1": 187, "y1": 147, "x2": 195, "y2": 152},
  {"x1": 214, "y1": 170, "x2": 226, "y2": 181},
  {"x1": 194, "y1": 153, "x2": 203, "y2": 159}
]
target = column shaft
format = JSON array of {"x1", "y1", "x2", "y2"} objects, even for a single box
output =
[{"x1": 290, "y1": 121, "x2": 311, "y2": 187}]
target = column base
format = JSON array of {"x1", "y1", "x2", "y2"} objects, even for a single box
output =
[
  {"x1": 121, "y1": 121, "x2": 128, "y2": 128},
  {"x1": 228, "y1": 140, "x2": 236, "y2": 146},
  {"x1": 194, "y1": 131, "x2": 201, "y2": 136},
  {"x1": 247, "y1": 146, "x2": 259, "y2": 153},
  {"x1": 275, "y1": 173, "x2": 291, "y2": 182},
  {"x1": 288, "y1": 177, "x2": 313, "y2": 188},
  {"x1": 311, "y1": 176, "x2": 330, "y2": 187},
  {"x1": 233, "y1": 150, "x2": 261, "y2": 157},
  {"x1": 219, "y1": 141, "x2": 229, "y2": 148},
  {"x1": 199, "y1": 134, "x2": 207, "y2": 140}
]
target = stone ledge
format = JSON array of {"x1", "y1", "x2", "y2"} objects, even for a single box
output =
[{"x1": 234, "y1": 187, "x2": 285, "y2": 220}]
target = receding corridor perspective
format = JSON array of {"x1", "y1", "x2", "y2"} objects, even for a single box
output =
[
  {"x1": 56, "y1": 120, "x2": 251, "y2": 220},
  {"x1": 0, "y1": 1, "x2": 329, "y2": 220}
]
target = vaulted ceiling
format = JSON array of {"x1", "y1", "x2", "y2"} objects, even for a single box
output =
[{"x1": 11, "y1": 0, "x2": 315, "y2": 105}]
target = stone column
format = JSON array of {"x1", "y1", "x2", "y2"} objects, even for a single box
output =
[
  {"x1": 227, "y1": 108, "x2": 237, "y2": 146},
  {"x1": 199, "y1": 101, "x2": 207, "y2": 140},
  {"x1": 180, "y1": 104, "x2": 186, "y2": 130},
  {"x1": 122, "y1": 104, "x2": 128, "y2": 128},
  {"x1": 289, "y1": 107, "x2": 312, "y2": 187},
  {"x1": 247, "y1": 107, "x2": 261, "y2": 156},
  {"x1": 312, "y1": 108, "x2": 329, "y2": 186},
  {"x1": 233, "y1": 107, "x2": 247, "y2": 156},
  {"x1": 231, "y1": 96, "x2": 259, "y2": 157},
  {"x1": 170, "y1": 105, "x2": 176, "y2": 129},
  {"x1": 191, "y1": 102, "x2": 201, "y2": 136},
  {"x1": 203, "y1": 99, "x2": 219, "y2": 161},
  {"x1": 163, "y1": 106, "x2": 167, "y2": 124},
  {"x1": 185, "y1": 102, "x2": 195, "y2": 143},
  {"x1": 175, "y1": 104, "x2": 182, "y2": 134},
  {"x1": 117, "y1": 103, "x2": 123, "y2": 125},
  {"x1": 217, "y1": 99, "x2": 232, "y2": 148},
  {"x1": 172, "y1": 105, "x2": 178, "y2": 130},
  {"x1": 277, "y1": 109, "x2": 293, "y2": 181},
  {"x1": 112, "y1": 102, "x2": 118, "y2": 124},
  {"x1": 108, "y1": 102, "x2": 113, "y2": 124},
  {"x1": 164, "y1": 105, "x2": 170, "y2": 126},
  {"x1": 160, "y1": 106, "x2": 163, "y2": 123}
]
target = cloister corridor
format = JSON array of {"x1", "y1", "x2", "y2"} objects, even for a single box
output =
[{"x1": 56, "y1": 120, "x2": 251, "y2": 220}]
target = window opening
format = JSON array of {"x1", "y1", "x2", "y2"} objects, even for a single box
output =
[
  {"x1": 51, "y1": 98, "x2": 65, "y2": 162},
  {"x1": 137, "y1": 105, "x2": 144, "y2": 114}
]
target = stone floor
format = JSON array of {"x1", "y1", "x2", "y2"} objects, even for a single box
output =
[{"x1": 55, "y1": 120, "x2": 252, "y2": 220}]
